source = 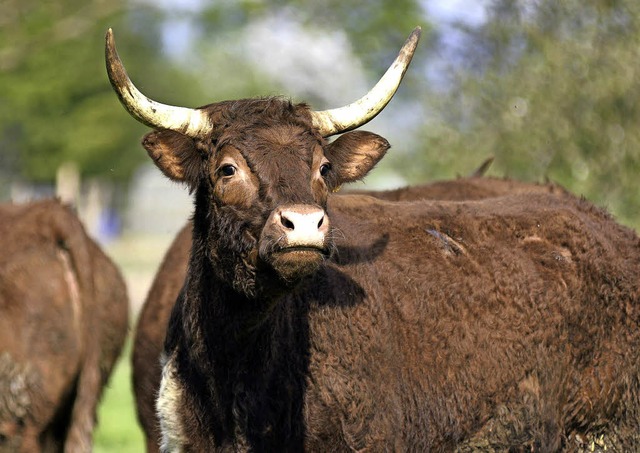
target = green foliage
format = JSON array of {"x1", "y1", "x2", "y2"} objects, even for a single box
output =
[
  {"x1": 407, "y1": 0, "x2": 640, "y2": 227},
  {"x1": 2, "y1": 2, "x2": 122, "y2": 182},
  {"x1": 0, "y1": 0, "x2": 206, "y2": 184}
]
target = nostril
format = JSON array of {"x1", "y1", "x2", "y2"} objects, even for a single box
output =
[
  {"x1": 281, "y1": 215, "x2": 295, "y2": 230},
  {"x1": 318, "y1": 214, "x2": 329, "y2": 232}
]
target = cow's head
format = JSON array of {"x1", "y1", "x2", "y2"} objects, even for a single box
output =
[{"x1": 106, "y1": 28, "x2": 420, "y2": 298}]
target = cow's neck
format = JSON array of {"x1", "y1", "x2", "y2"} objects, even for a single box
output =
[{"x1": 176, "y1": 207, "x2": 310, "y2": 449}]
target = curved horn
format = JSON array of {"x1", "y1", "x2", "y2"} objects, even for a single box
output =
[
  {"x1": 105, "y1": 28, "x2": 213, "y2": 138},
  {"x1": 311, "y1": 27, "x2": 421, "y2": 137}
]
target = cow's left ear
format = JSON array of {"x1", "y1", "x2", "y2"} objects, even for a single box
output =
[
  {"x1": 324, "y1": 131, "x2": 390, "y2": 186},
  {"x1": 142, "y1": 130, "x2": 206, "y2": 190}
]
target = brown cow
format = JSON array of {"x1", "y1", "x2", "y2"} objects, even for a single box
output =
[
  {"x1": 107, "y1": 27, "x2": 640, "y2": 452},
  {"x1": 0, "y1": 199, "x2": 129, "y2": 452},
  {"x1": 131, "y1": 172, "x2": 571, "y2": 452}
]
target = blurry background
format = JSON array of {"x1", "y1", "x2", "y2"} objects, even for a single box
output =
[{"x1": 2, "y1": 0, "x2": 639, "y2": 451}]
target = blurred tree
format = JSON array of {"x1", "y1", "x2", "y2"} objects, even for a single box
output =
[
  {"x1": 408, "y1": 0, "x2": 640, "y2": 227},
  {"x1": 0, "y1": 0, "x2": 205, "y2": 188}
]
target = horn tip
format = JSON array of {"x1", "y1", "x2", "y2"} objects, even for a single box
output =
[
  {"x1": 409, "y1": 26, "x2": 422, "y2": 43},
  {"x1": 105, "y1": 28, "x2": 116, "y2": 52}
]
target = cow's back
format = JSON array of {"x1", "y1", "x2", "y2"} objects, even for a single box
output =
[
  {"x1": 298, "y1": 193, "x2": 640, "y2": 450},
  {"x1": 351, "y1": 176, "x2": 566, "y2": 201}
]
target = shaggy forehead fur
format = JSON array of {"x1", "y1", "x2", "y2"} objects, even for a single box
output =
[
  {"x1": 210, "y1": 98, "x2": 327, "y2": 204},
  {"x1": 210, "y1": 97, "x2": 318, "y2": 135}
]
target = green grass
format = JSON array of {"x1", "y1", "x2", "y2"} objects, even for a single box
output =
[{"x1": 94, "y1": 343, "x2": 146, "y2": 453}]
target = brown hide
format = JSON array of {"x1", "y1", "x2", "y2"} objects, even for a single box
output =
[
  {"x1": 297, "y1": 192, "x2": 640, "y2": 451},
  {"x1": 0, "y1": 200, "x2": 129, "y2": 452},
  {"x1": 132, "y1": 176, "x2": 569, "y2": 452}
]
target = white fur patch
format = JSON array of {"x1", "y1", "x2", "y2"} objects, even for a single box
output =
[{"x1": 157, "y1": 354, "x2": 187, "y2": 453}]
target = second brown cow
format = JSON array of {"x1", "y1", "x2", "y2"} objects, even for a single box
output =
[{"x1": 0, "y1": 200, "x2": 129, "y2": 452}]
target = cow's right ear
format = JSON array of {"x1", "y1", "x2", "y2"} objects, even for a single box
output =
[{"x1": 142, "y1": 130, "x2": 205, "y2": 188}]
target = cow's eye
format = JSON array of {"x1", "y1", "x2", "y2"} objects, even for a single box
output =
[
  {"x1": 219, "y1": 165, "x2": 236, "y2": 177},
  {"x1": 319, "y1": 163, "x2": 331, "y2": 177}
]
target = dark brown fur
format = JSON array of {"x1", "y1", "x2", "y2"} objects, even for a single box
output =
[
  {"x1": 0, "y1": 199, "x2": 129, "y2": 452},
  {"x1": 133, "y1": 98, "x2": 640, "y2": 452}
]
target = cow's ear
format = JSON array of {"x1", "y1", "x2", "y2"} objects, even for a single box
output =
[
  {"x1": 324, "y1": 131, "x2": 390, "y2": 185},
  {"x1": 142, "y1": 130, "x2": 205, "y2": 188}
]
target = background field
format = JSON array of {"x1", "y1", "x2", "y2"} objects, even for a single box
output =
[{"x1": 94, "y1": 342, "x2": 145, "y2": 453}]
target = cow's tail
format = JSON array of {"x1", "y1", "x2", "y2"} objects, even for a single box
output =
[{"x1": 64, "y1": 354, "x2": 101, "y2": 453}]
